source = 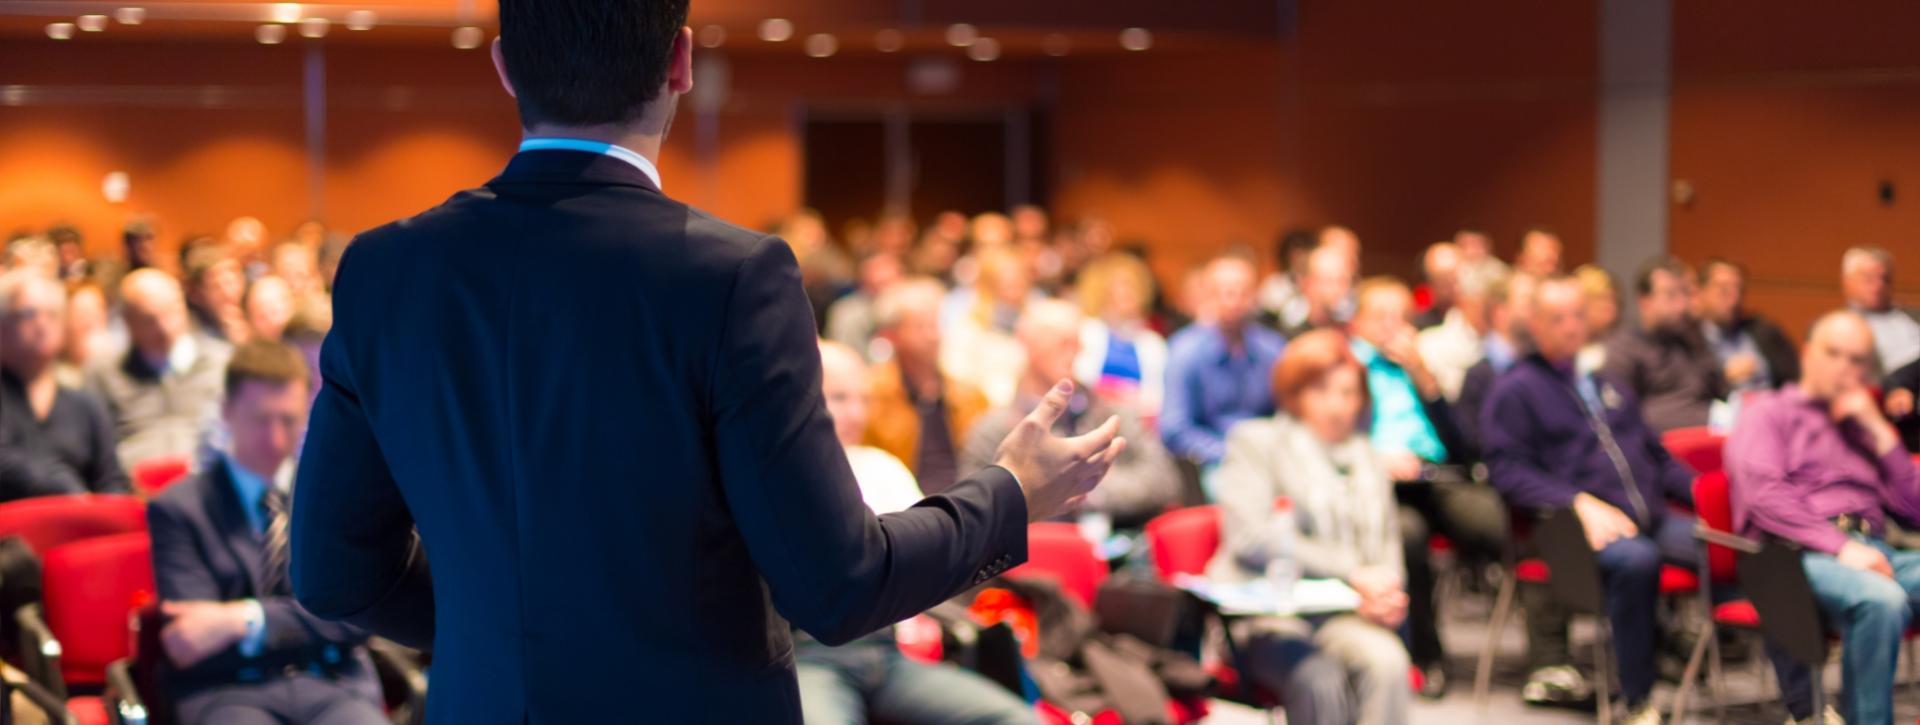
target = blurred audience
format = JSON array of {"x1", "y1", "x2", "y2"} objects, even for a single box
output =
[
  {"x1": 825, "y1": 253, "x2": 904, "y2": 361},
  {"x1": 1573, "y1": 264, "x2": 1620, "y2": 373},
  {"x1": 88, "y1": 268, "x2": 231, "y2": 467},
  {"x1": 1602, "y1": 257, "x2": 1728, "y2": 432},
  {"x1": 864, "y1": 277, "x2": 989, "y2": 495},
  {"x1": 1416, "y1": 244, "x2": 1491, "y2": 402},
  {"x1": 183, "y1": 240, "x2": 250, "y2": 344},
  {"x1": 1209, "y1": 329, "x2": 1413, "y2": 725},
  {"x1": 1072, "y1": 252, "x2": 1168, "y2": 420},
  {"x1": 1454, "y1": 228, "x2": 1509, "y2": 286},
  {"x1": 1842, "y1": 246, "x2": 1920, "y2": 375},
  {"x1": 57, "y1": 280, "x2": 111, "y2": 388},
  {"x1": 1728, "y1": 310, "x2": 1919, "y2": 725},
  {"x1": 147, "y1": 340, "x2": 384, "y2": 724},
  {"x1": 1482, "y1": 275, "x2": 1699, "y2": 723},
  {"x1": 1162, "y1": 254, "x2": 1285, "y2": 470},
  {"x1": 0, "y1": 271, "x2": 129, "y2": 500},
  {"x1": 961, "y1": 299, "x2": 1179, "y2": 528},
  {"x1": 244, "y1": 276, "x2": 296, "y2": 343},
  {"x1": 941, "y1": 246, "x2": 1035, "y2": 408},
  {"x1": 1453, "y1": 272, "x2": 1534, "y2": 460},
  {"x1": 1414, "y1": 242, "x2": 1461, "y2": 330},
  {"x1": 1695, "y1": 258, "x2": 1798, "y2": 394}
]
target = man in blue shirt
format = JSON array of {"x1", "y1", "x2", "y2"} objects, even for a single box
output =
[
  {"x1": 149, "y1": 341, "x2": 384, "y2": 724},
  {"x1": 1161, "y1": 254, "x2": 1285, "y2": 470},
  {"x1": 1348, "y1": 277, "x2": 1507, "y2": 697}
]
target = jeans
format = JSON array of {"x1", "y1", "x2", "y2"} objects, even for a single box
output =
[
  {"x1": 1787, "y1": 536, "x2": 1920, "y2": 725},
  {"x1": 1241, "y1": 614, "x2": 1413, "y2": 725},
  {"x1": 1592, "y1": 513, "x2": 1699, "y2": 706},
  {"x1": 794, "y1": 639, "x2": 1038, "y2": 725}
]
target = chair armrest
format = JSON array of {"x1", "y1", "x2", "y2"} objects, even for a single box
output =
[
  {"x1": 2, "y1": 676, "x2": 75, "y2": 725},
  {"x1": 365, "y1": 639, "x2": 426, "y2": 725},
  {"x1": 101, "y1": 659, "x2": 147, "y2": 725},
  {"x1": 13, "y1": 604, "x2": 64, "y2": 701},
  {"x1": 1693, "y1": 525, "x2": 1762, "y2": 554},
  {"x1": 919, "y1": 602, "x2": 981, "y2": 646}
]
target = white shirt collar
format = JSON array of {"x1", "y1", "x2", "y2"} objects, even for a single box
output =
[{"x1": 518, "y1": 137, "x2": 662, "y2": 190}]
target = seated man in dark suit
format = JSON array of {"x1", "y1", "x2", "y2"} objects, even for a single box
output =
[{"x1": 149, "y1": 341, "x2": 383, "y2": 724}]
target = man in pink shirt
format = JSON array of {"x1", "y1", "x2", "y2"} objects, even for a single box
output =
[{"x1": 1727, "y1": 310, "x2": 1920, "y2": 725}]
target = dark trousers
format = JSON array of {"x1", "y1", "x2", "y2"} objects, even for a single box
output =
[
  {"x1": 1592, "y1": 514, "x2": 1698, "y2": 706},
  {"x1": 1395, "y1": 479, "x2": 1511, "y2": 668},
  {"x1": 175, "y1": 672, "x2": 385, "y2": 725}
]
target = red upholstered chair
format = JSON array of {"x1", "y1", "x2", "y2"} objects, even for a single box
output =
[
  {"x1": 0, "y1": 495, "x2": 147, "y2": 557},
  {"x1": 1144, "y1": 506, "x2": 1220, "y2": 581},
  {"x1": 1004, "y1": 523, "x2": 1110, "y2": 609},
  {"x1": 16, "y1": 532, "x2": 154, "y2": 725},
  {"x1": 129, "y1": 456, "x2": 192, "y2": 497},
  {"x1": 1661, "y1": 427, "x2": 1727, "y2": 476}
]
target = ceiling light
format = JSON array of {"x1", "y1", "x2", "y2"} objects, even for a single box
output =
[
  {"x1": 452, "y1": 26, "x2": 483, "y2": 49},
  {"x1": 945, "y1": 23, "x2": 977, "y2": 47},
  {"x1": 874, "y1": 28, "x2": 903, "y2": 53},
  {"x1": 298, "y1": 17, "x2": 328, "y2": 38},
  {"x1": 270, "y1": 3, "x2": 302, "y2": 24},
  {"x1": 46, "y1": 22, "x2": 75, "y2": 40},
  {"x1": 698, "y1": 25, "x2": 726, "y2": 48},
  {"x1": 256, "y1": 24, "x2": 287, "y2": 45},
  {"x1": 345, "y1": 10, "x2": 376, "y2": 31},
  {"x1": 758, "y1": 18, "x2": 793, "y2": 42},
  {"x1": 1119, "y1": 27, "x2": 1152, "y2": 51},
  {"x1": 804, "y1": 33, "x2": 837, "y2": 58},
  {"x1": 113, "y1": 8, "x2": 144, "y2": 25},
  {"x1": 1043, "y1": 33, "x2": 1071, "y2": 57},
  {"x1": 967, "y1": 37, "x2": 1000, "y2": 62},
  {"x1": 76, "y1": 15, "x2": 108, "y2": 32}
]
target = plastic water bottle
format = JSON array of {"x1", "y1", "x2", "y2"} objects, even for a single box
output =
[{"x1": 1265, "y1": 497, "x2": 1298, "y2": 613}]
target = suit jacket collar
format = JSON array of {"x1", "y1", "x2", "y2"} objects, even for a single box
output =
[{"x1": 487, "y1": 149, "x2": 662, "y2": 194}]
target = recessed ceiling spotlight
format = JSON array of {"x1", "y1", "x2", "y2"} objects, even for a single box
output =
[
  {"x1": 945, "y1": 23, "x2": 977, "y2": 47},
  {"x1": 967, "y1": 36, "x2": 1000, "y2": 62},
  {"x1": 874, "y1": 28, "x2": 903, "y2": 53},
  {"x1": 345, "y1": 10, "x2": 376, "y2": 31},
  {"x1": 299, "y1": 17, "x2": 329, "y2": 38},
  {"x1": 758, "y1": 18, "x2": 793, "y2": 42},
  {"x1": 270, "y1": 3, "x2": 302, "y2": 24},
  {"x1": 452, "y1": 26, "x2": 483, "y2": 49},
  {"x1": 46, "y1": 22, "x2": 76, "y2": 40},
  {"x1": 1042, "y1": 33, "x2": 1071, "y2": 57},
  {"x1": 804, "y1": 33, "x2": 837, "y2": 58},
  {"x1": 113, "y1": 8, "x2": 145, "y2": 26},
  {"x1": 1119, "y1": 27, "x2": 1152, "y2": 51},
  {"x1": 256, "y1": 24, "x2": 287, "y2": 44},
  {"x1": 76, "y1": 15, "x2": 108, "y2": 32},
  {"x1": 698, "y1": 25, "x2": 726, "y2": 48}
]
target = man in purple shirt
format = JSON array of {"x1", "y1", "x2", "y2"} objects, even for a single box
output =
[{"x1": 1727, "y1": 310, "x2": 1920, "y2": 725}]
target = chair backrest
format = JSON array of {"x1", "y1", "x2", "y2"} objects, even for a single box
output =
[
  {"x1": 0, "y1": 495, "x2": 147, "y2": 556},
  {"x1": 1661, "y1": 426, "x2": 1726, "y2": 476},
  {"x1": 1737, "y1": 541, "x2": 1827, "y2": 667},
  {"x1": 1005, "y1": 523, "x2": 1109, "y2": 608},
  {"x1": 130, "y1": 456, "x2": 192, "y2": 496},
  {"x1": 41, "y1": 532, "x2": 154, "y2": 686},
  {"x1": 1534, "y1": 507, "x2": 1605, "y2": 616},
  {"x1": 1693, "y1": 471, "x2": 1738, "y2": 582},
  {"x1": 1144, "y1": 506, "x2": 1221, "y2": 581}
]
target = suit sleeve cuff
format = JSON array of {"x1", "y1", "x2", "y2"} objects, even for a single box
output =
[{"x1": 982, "y1": 465, "x2": 1029, "y2": 569}]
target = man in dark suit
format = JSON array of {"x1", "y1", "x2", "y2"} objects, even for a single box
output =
[
  {"x1": 150, "y1": 341, "x2": 383, "y2": 724},
  {"x1": 289, "y1": 3, "x2": 1123, "y2": 724}
]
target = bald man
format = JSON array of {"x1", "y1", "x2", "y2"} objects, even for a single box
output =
[
  {"x1": 0, "y1": 271, "x2": 128, "y2": 501},
  {"x1": 1728, "y1": 311, "x2": 1920, "y2": 725},
  {"x1": 87, "y1": 269, "x2": 232, "y2": 467},
  {"x1": 962, "y1": 300, "x2": 1179, "y2": 528}
]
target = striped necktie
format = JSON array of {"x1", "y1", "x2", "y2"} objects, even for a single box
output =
[{"x1": 261, "y1": 487, "x2": 292, "y2": 596}]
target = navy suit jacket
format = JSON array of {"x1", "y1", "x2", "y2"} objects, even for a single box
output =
[
  {"x1": 291, "y1": 149, "x2": 1030, "y2": 724},
  {"x1": 147, "y1": 460, "x2": 377, "y2": 702}
]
